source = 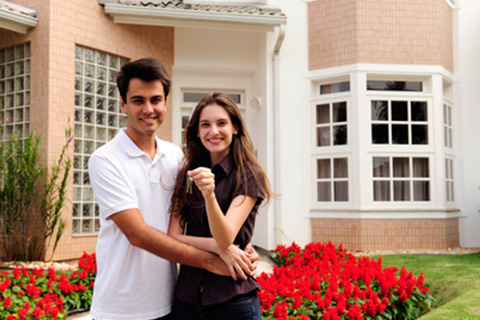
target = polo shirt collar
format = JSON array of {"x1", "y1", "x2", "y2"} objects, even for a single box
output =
[{"x1": 117, "y1": 128, "x2": 164, "y2": 159}]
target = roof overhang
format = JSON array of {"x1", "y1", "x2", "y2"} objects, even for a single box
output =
[
  {"x1": 102, "y1": 2, "x2": 286, "y2": 32},
  {"x1": 0, "y1": 1, "x2": 38, "y2": 34}
]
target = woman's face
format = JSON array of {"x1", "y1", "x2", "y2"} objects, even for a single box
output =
[{"x1": 197, "y1": 103, "x2": 238, "y2": 165}]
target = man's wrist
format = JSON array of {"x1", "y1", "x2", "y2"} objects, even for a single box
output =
[{"x1": 200, "y1": 251, "x2": 216, "y2": 270}]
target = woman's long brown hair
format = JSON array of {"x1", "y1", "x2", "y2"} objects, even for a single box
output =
[{"x1": 169, "y1": 92, "x2": 273, "y2": 227}]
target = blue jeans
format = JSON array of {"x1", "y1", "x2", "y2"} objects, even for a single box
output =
[{"x1": 171, "y1": 290, "x2": 261, "y2": 320}]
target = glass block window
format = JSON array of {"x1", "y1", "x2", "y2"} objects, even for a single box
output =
[
  {"x1": 372, "y1": 156, "x2": 430, "y2": 202},
  {"x1": 443, "y1": 103, "x2": 453, "y2": 148},
  {"x1": 0, "y1": 43, "x2": 30, "y2": 141},
  {"x1": 445, "y1": 158, "x2": 454, "y2": 202},
  {"x1": 315, "y1": 101, "x2": 347, "y2": 147},
  {"x1": 316, "y1": 157, "x2": 348, "y2": 202},
  {"x1": 371, "y1": 100, "x2": 428, "y2": 145},
  {"x1": 73, "y1": 46, "x2": 128, "y2": 235}
]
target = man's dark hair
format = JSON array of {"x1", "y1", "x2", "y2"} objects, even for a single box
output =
[{"x1": 116, "y1": 58, "x2": 171, "y2": 102}]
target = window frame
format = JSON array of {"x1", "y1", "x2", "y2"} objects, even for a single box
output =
[
  {"x1": 443, "y1": 102, "x2": 453, "y2": 149},
  {"x1": 314, "y1": 156, "x2": 350, "y2": 203},
  {"x1": 371, "y1": 155, "x2": 431, "y2": 203},
  {"x1": 310, "y1": 80, "x2": 351, "y2": 209},
  {"x1": 445, "y1": 157, "x2": 455, "y2": 203},
  {"x1": 370, "y1": 97, "x2": 431, "y2": 146},
  {"x1": 314, "y1": 100, "x2": 348, "y2": 148}
]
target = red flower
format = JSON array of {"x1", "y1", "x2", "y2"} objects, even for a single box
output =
[
  {"x1": 346, "y1": 304, "x2": 364, "y2": 320},
  {"x1": 273, "y1": 301, "x2": 289, "y2": 318},
  {"x1": 257, "y1": 242, "x2": 432, "y2": 319},
  {"x1": 26, "y1": 283, "x2": 42, "y2": 299},
  {"x1": 3, "y1": 296, "x2": 12, "y2": 308},
  {"x1": 0, "y1": 277, "x2": 11, "y2": 292}
]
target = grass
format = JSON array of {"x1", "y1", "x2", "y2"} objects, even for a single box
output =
[{"x1": 377, "y1": 252, "x2": 480, "y2": 320}]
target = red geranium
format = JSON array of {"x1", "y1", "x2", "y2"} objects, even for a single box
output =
[
  {"x1": 0, "y1": 252, "x2": 96, "y2": 319},
  {"x1": 256, "y1": 242, "x2": 435, "y2": 320}
]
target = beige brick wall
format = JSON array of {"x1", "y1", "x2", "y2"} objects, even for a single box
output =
[
  {"x1": 1, "y1": 0, "x2": 174, "y2": 261},
  {"x1": 308, "y1": 0, "x2": 357, "y2": 70},
  {"x1": 308, "y1": 0, "x2": 453, "y2": 72},
  {"x1": 311, "y1": 217, "x2": 459, "y2": 251}
]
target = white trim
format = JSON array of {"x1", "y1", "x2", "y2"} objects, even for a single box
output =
[
  {"x1": 103, "y1": 3, "x2": 285, "y2": 32},
  {"x1": 0, "y1": 8, "x2": 37, "y2": 34},
  {"x1": 308, "y1": 63, "x2": 455, "y2": 82},
  {"x1": 310, "y1": 210, "x2": 463, "y2": 219},
  {"x1": 444, "y1": 0, "x2": 456, "y2": 9}
]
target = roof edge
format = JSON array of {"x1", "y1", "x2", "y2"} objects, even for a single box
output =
[
  {"x1": 104, "y1": 3, "x2": 285, "y2": 27},
  {"x1": 0, "y1": 0, "x2": 37, "y2": 17},
  {"x1": 0, "y1": 6, "x2": 38, "y2": 34}
]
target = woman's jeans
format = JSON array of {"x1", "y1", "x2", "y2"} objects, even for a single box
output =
[{"x1": 171, "y1": 290, "x2": 261, "y2": 320}]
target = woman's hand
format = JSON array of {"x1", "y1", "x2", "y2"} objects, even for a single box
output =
[
  {"x1": 244, "y1": 244, "x2": 259, "y2": 275},
  {"x1": 216, "y1": 244, "x2": 255, "y2": 281},
  {"x1": 188, "y1": 167, "x2": 215, "y2": 198}
]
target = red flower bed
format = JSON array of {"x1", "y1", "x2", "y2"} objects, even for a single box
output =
[
  {"x1": 0, "y1": 252, "x2": 96, "y2": 320},
  {"x1": 1, "y1": 245, "x2": 434, "y2": 320},
  {"x1": 256, "y1": 242, "x2": 434, "y2": 320}
]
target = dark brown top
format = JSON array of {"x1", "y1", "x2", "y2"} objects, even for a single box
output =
[{"x1": 174, "y1": 154, "x2": 264, "y2": 305}]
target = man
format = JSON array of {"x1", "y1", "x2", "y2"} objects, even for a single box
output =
[{"x1": 88, "y1": 58, "x2": 256, "y2": 320}]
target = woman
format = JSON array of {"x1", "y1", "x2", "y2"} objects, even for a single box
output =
[{"x1": 168, "y1": 92, "x2": 273, "y2": 319}]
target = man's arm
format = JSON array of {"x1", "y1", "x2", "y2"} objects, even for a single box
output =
[
  {"x1": 168, "y1": 210, "x2": 254, "y2": 280},
  {"x1": 110, "y1": 208, "x2": 237, "y2": 278}
]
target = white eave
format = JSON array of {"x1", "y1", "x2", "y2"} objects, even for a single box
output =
[
  {"x1": 102, "y1": 3, "x2": 286, "y2": 32},
  {"x1": 0, "y1": 1, "x2": 38, "y2": 34}
]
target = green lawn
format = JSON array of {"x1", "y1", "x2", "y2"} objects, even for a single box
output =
[{"x1": 377, "y1": 252, "x2": 480, "y2": 320}]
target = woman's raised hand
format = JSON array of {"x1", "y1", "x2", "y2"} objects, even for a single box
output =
[{"x1": 187, "y1": 167, "x2": 216, "y2": 198}]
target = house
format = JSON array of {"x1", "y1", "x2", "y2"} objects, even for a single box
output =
[{"x1": 1, "y1": 0, "x2": 479, "y2": 261}]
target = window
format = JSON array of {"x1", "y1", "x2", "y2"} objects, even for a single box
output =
[
  {"x1": 445, "y1": 158, "x2": 454, "y2": 202},
  {"x1": 73, "y1": 46, "x2": 128, "y2": 235},
  {"x1": 0, "y1": 43, "x2": 30, "y2": 141},
  {"x1": 371, "y1": 100, "x2": 428, "y2": 145},
  {"x1": 320, "y1": 81, "x2": 350, "y2": 95},
  {"x1": 443, "y1": 103, "x2": 453, "y2": 148},
  {"x1": 312, "y1": 80, "x2": 350, "y2": 206},
  {"x1": 316, "y1": 158, "x2": 348, "y2": 202},
  {"x1": 367, "y1": 80, "x2": 422, "y2": 92},
  {"x1": 315, "y1": 101, "x2": 347, "y2": 147},
  {"x1": 372, "y1": 156, "x2": 430, "y2": 201}
]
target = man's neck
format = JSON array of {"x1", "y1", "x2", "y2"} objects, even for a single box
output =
[{"x1": 124, "y1": 129, "x2": 157, "y2": 160}]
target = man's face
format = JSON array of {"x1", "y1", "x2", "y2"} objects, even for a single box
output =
[{"x1": 121, "y1": 78, "x2": 167, "y2": 141}]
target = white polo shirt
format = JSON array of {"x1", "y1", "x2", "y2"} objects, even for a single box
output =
[{"x1": 88, "y1": 129, "x2": 184, "y2": 320}]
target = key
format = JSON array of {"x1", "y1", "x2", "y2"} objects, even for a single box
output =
[{"x1": 186, "y1": 176, "x2": 193, "y2": 194}]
